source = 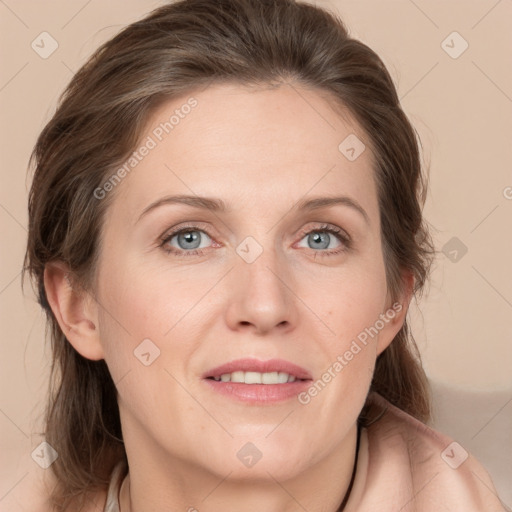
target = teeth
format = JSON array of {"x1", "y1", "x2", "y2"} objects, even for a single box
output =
[
  {"x1": 245, "y1": 371, "x2": 261, "y2": 384},
  {"x1": 262, "y1": 371, "x2": 278, "y2": 384},
  {"x1": 278, "y1": 372, "x2": 289, "y2": 383},
  {"x1": 213, "y1": 371, "x2": 299, "y2": 384},
  {"x1": 231, "y1": 371, "x2": 245, "y2": 383}
]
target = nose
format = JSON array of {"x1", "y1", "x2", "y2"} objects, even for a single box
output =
[{"x1": 224, "y1": 244, "x2": 298, "y2": 336}]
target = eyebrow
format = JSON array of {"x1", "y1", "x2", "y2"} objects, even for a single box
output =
[
  {"x1": 137, "y1": 194, "x2": 370, "y2": 225},
  {"x1": 295, "y1": 195, "x2": 370, "y2": 225}
]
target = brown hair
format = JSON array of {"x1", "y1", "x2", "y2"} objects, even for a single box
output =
[{"x1": 24, "y1": 0, "x2": 435, "y2": 509}]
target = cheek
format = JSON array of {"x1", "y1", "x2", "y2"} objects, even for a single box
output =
[
  {"x1": 95, "y1": 255, "x2": 215, "y2": 386},
  {"x1": 98, "y1": 258, "x2": 200, "y2": 337},
  {"x1": 94, "y1": 264, "x2": 168, "y2": 379},
  {"x1": 321, "y1": 261, "x2": 388, "y2": 342},
  {"x1": 307, "y1": 261, "x2": 387, "y2": 400}
]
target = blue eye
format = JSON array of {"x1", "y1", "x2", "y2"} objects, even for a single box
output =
[
  {"x1": 161, "y1": 227, "x2": 212, "y2": 256},
  {"x1": 159, "y1": 223, "x2": 351, "y2": 257},
  {"x1": 298, "y1": 228, "x2": 345, "y2": 251},
  {"x1": 295, "y1": 224, "x2": 351, "y2": 257}
]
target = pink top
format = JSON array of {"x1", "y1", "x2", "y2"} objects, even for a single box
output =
[
  {"x1": 103, "y1": 392, "x2": 507, "y2": 511},
  {"x1": 343, "y1": 393, "x2": 506, "y2": 511}
]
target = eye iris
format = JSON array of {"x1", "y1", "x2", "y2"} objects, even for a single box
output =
[
  {"x1": 178, "y1": 231, "x2": 201, "y2": 250},
  {"x1": 169, "y1": 228, "x2": 339, "y2": 253},
  {"x1": 309, "y1": 231, "x2": 330, "y2": 249}
]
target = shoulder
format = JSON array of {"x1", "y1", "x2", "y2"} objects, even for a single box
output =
[{"x1": 351, "y1": 392, "x2": 507, "y2": 511}]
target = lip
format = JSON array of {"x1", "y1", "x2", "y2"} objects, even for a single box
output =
[
  {"x1": 202, "y1": 358, "x2": 313, "y2": 404},
  {"x1": 203, "y1": 358, "x2": 313, "y2": 380}
]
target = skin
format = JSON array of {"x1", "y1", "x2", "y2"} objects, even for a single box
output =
[{"x1": 45, "y1": 82, "x2": 413, "y2": 512}]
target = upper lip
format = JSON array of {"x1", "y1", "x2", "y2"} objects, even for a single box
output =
[{"x1": 203, "y1": 358, "x2": 313, "y2": 380}]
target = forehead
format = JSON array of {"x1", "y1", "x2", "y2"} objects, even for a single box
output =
[{"x1": 110, "y1": 82, "x2": 378, "y2": 220}]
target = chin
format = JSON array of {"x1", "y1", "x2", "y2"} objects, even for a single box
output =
[
  {"x1": 216, "y1": 455, "x2": 308, "y2": 483},
  {"x1": 201, "y1": 436, "x2": 313, "y2": 482}
]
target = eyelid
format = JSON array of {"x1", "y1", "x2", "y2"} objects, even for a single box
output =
[
  {"x1": 293, "y1": 223, "x2": 352, "y2": 254},
  {"x1": 160, "y1": 221, "x2": 215, "y2": 239},
  {"x1": 295, "y1": 222, "x2": 351, "y2": 242},
  {"x1": 159, "y1": 220, "x2": 352, "y2": 258}
]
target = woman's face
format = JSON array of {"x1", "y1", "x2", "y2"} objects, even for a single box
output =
[{"x1": 92, "y1": 82, "x2": 408, "y2": 484}]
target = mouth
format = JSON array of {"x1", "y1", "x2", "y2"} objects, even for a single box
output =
[
  {"x1": 206, "y1": 371, "x2": 305, "y2": 384},
  {"x1": 202, "y1": 358, "x2": 312, "y2": 403}
]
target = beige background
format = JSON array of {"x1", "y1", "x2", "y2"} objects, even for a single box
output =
[{"x1": 1, "y1": 0, "x2": 511, "y2": 509}]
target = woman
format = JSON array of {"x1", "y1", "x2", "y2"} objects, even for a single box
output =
[{"x1": 23, "y1": 0, "x2": 506, "y2": 510}]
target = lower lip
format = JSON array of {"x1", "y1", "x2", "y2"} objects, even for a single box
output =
[{"x1": 203, "y1": 379, "x2": 311, "y2": 403}]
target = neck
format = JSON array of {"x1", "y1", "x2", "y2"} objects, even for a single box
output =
[{"x1": 119, "y1": 424, "x2": 360, "y2": 512}]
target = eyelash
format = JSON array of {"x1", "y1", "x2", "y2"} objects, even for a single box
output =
[{"x1": 159, "y1": 223, "x2": 352, "y2": 258}]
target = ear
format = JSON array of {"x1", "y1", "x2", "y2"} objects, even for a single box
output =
[
  {"x1": 376, "y1": 270, "x2": 415, "y2": 357},
  {"x1": 43, "y1": 261, "x2": 105, "y2": 360}
]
